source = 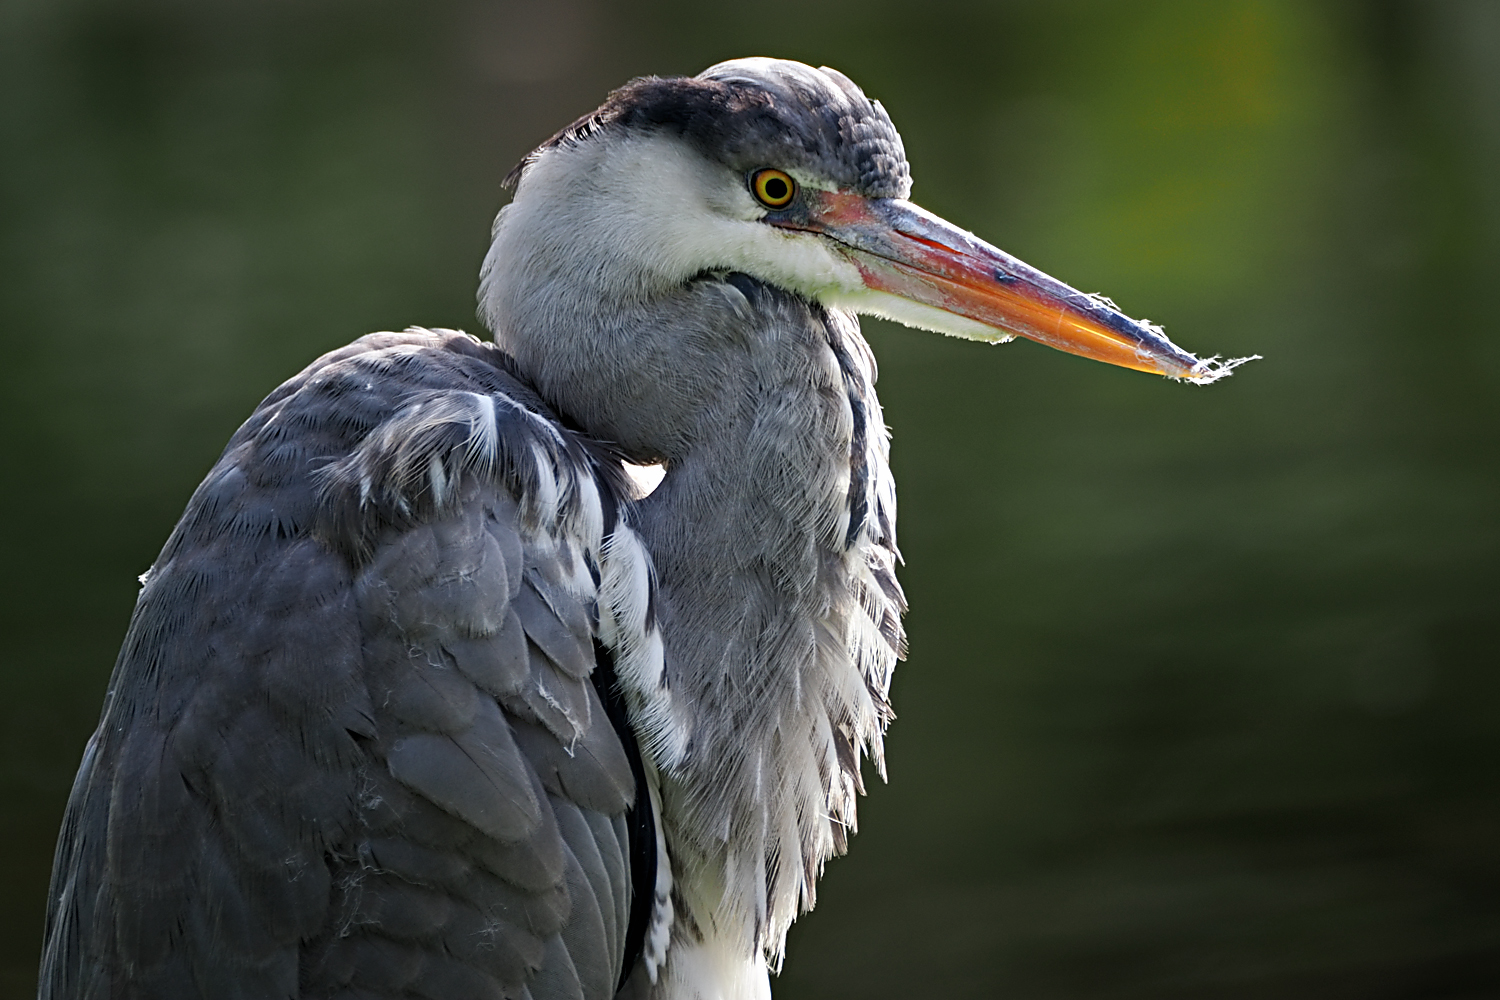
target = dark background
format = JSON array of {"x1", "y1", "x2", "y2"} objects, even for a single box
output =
[{"x1": 2, "y1": 1, "x2": 1497, "y2": 996}]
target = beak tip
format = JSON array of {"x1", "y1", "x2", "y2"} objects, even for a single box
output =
[{"x1": 1180, "y1": 354, "x2": 1263, "y2": 384}]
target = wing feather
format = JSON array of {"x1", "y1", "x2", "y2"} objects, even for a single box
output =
[
  {"x1": 41, "y1": 329, "x2": 656, "y2": 1000},
  {"x1": 552, "y1": 810, "x2": 618, "y2": 999}
]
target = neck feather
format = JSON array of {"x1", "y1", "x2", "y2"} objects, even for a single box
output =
[
  {"x1": 481, "y1": 170, "x2": 905, "y2": 975},
  {"x1": 630, "y1": 280, "x2": 905, "y2": 967}
]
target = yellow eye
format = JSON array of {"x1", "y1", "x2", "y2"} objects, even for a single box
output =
[{"x1": 751, "y1": 168, "x2": 796, "y2": 208}]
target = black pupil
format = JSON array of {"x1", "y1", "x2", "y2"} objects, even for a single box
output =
[{"x1": 763, "y1": 176, "x2": 788, "y2": 201}]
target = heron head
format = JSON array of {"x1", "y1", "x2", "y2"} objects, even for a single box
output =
[{"x1": 482, "y1": 57, "x2": 1250, "y2": 387}]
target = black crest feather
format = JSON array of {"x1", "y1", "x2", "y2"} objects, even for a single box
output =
[{"x1": 503, "y1": 59, "x2": 911, "y2": 198}]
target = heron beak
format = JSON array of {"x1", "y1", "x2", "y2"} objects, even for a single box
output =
[{"x1": 783, "y1": 191, "x2": 1248, "y2": 381}]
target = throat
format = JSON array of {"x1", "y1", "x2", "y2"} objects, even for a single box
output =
[{"x1": 629, "y1": 284, "x2": 904, "y2": 973}]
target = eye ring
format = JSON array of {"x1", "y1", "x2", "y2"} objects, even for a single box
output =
[{"x1": 751, "y1": 168, "x2": 796, "y2": 209}]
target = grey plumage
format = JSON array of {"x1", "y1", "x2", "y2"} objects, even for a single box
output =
[
  {"x1": 42, "y1": 330, "x2": 660, "y2": 999},
  {"x1": 43, "y1": 54, "x2": 1232, "y2": 1000}
]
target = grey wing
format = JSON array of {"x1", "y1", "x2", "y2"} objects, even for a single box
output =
[
  {"x1": 40, "y1": 330, "x2": 644, "y2": 1000},
  {"x1": 308, "y1": 481, "x2": 636, "y2": 1000}
]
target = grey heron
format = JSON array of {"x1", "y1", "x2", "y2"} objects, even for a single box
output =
[{"x1": 40, "y1": 58, "x2": 1248, "y2": 1000}]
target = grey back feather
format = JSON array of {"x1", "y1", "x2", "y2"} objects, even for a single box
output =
[{"x1": 40, "y1": 329, "x2": 653, "y2": 1000}]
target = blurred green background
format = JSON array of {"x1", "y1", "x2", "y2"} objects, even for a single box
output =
[{"x1": 2, "y1": 0, "x2": 1497, "y2": 996}]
